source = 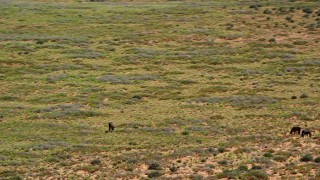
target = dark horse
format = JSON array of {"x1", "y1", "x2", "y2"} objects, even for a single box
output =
[
  {"x1": 301, "y1": 130, "x2": 312, "y2": 138},
  {"x1": 105, "y1": 122, "x2": 115, "y2": 133},
  {"x1": 290, "y1": 126, "x2": 301, "y2": 135}
]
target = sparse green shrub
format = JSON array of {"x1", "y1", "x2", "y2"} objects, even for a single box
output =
[
  {"x1": 126, "y1": 158, "x2": 137, "y2": 164},
  {"x1": 179, "y1": 80, "x2": 197, "y2": 85},
  {"x1": 249, "y1": 4, "x2": 262, "y2": 9},
  {"x1": 243, "y1": 170, "x2": 268, "y2": 180},
  {"x1": 55, "y1": 153, "x2": 71, "y2": 160},
  {"x1": 207, "y1": 147, "x2": 215, "y2": 153},
  {"x1": 306, "y1": 23, "x2": 317, "y2": 30},
  {"x1": 218, "y1": 147, "x2": 226, "y2": 153},
  {"x1": 237, "y1": 165, "x2": 249, "y2": 172},
  {"x1": 314, "y1": 157, "x2": 320, "y2": 163},
  {"x1": 300, "y1": 93, "x2": 308, "y2": 99},
  {"x1": 46, "y1": 74, "x2": 68, "y2": 83},
  {"x1": 128, "y1": 142, "x2": 137, "y2": 145},
  {"x1": 210, "y1": 115, "x2": 224, "y2": 119},
  {"x1": 91, "y1": 159, "x2": 101, "y2": 165},
  {"x1": 182, "y1": 131, "x2": 189, "y2": 135},
  {"x1": 300, "y1": 154, "x2": 313, "y2": 162},
  {"x1": 190, "y1": 174, "x2": 203, "y2": 180},
  {"x1": 216, "y1": 169, "x2": 240, "y2": 179},
  {"x1": 169, "y1": 166, "x2": 178, "y2": 172},
  {"x1": 253, "y1": 156, "x2": 272, "y2": 165},
  {"x1": 126, "y1": 167, "x2": 133, "y2": 172},
  {"x1": 148, "y1": 162, "x2": 162, "y2": 170},
  {"x1": 293, "y1": 40, "x2": 308, "y2": 45},
  {"x1": 302, "y1": 8, "x2": 312, "y2": 14},
  {"x1": 269, "y1": 38, "x2": 276, "y2": 43},
  {"x1": 263, "y1": 152, "x2": 273, "y2": 158},
  {"x1": 147, "y1": 170, "x2": 162, "y2": 178},
  {"x1": 289, "y1": 7, "x2": 295, "y2": 12},
  {"x1": 291, "y1": 96, "x2": 297, "y2": 99},
  {"x1": 207, "y1": 164, "x2": 215, "y2": 168},
  {"x1": 286, "y1": 16, "x2": 292, "y2": 21},
  {"x1": 46, "y1": 156, "x2": 60, "y2": 163},
  {"x1": 132, "y1": 95, "x2": 142, "y2": 100},
  {"x1": 273, "y1": 156, "x2": 287, "y2": 162},
  {"x1": 303, "y1": 14, "x2": 309, "y2": 18},
  {"x1": 36, "y1": 39, "x2": 46, "y2": 45},
  {"x1": 263, "y1": 9, "x2": 272, "y2": 14},
  {"x1": 226, "y1": 23, "x2": 234, "y2": 30},
  {"x1": 278, "y1": 7, "x2": 287, "y2": 13},
  {"x1": 234, "y1": 147, "x2": 251, "y2": 154},
  {"x1": 218, "y1": 160, "x2": 228, "y2": 166}
]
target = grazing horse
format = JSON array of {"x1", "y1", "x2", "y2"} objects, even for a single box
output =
[
  {"x1": 290, "y1": 126, "x2": 301, "y2": 135},
  {"x1": 105, "y1": 122, "x2": 115, "y2": 133},
  {"x1": 301, "y1": 130, "x2": 312, "y2": 138}
]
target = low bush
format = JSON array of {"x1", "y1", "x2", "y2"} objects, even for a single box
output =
[
  {"x1": 300, "y1": 154, "x2": 313, "y2": 162},
  {"x1": 218, "y1": 147, "x2": 226, "y2": 153},
  {"x1": 263, "y1": 9, "x2": 272, "y2": 14},
  {"x1": 263, "y1": 152, "x2": 273, "y2": 158},
  {"x1": 217, "y1": 169, "x2": 240, "y2": 179},
  {"x1": 182, "y1": 131, "x2": 189, "y2": 135},
  {"x1": 300, "y1": 93, "x2": 308, "y2": 99},
  {"x1": 91, "y1": 159, "x2": 101, "y2": 165},
  {"x1": 169, "y1": 166, "x2": 178, "y2": 172},
  {"x1": 302, "y1": 8, "x2": 312, "y2": 14},
  {"x1": 269, "y1": 38, "x2": 276, "y2": 43},
  {"x1": 237, "y1": 165, "x2": 249, "y2": 172},
  {"x1": 147, "y1": 170, "x2": 162, "y2": 178},
  {"x1": 148, "y1": 162, "x2": 162, "y2": 170},
  {"x1": 243, "y1": 170, "x2": 268, "y2": 180},
  {"x1": 218, "y1": 160, "x2": 228, "y2": 166}
]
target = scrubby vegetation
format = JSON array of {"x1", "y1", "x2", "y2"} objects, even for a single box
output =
[{"x1": 0, "y1": 0, "x2": 319, "y2": 179}]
